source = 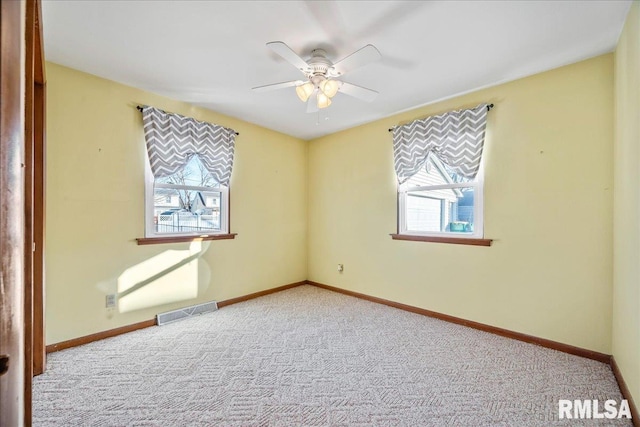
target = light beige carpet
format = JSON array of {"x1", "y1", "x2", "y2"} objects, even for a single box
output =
[{"x1": 33, "y1": 285, "x2": 631, "y2": 426}]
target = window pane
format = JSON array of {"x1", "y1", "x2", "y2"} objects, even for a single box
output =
[
  {"x1": 406, "y1": 187, "x2": 475, "y2": 233},
  {"x1": 155, "y1": 156, "x2": 218, "y2": 187},
  {"x1": 153, "y1": 189, "x2": 221, "y2": 234},
  {"x1": 405, "y1": 154, "x2": 473, "y2": 188}
]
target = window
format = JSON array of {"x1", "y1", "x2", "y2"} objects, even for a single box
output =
[
  {"x1": 145, "y1": 156, "x2": 228, "y2": 237},
  {"x1": 138, "y1": 105, "x2": 236, "y2": 242},
  {"x1": 398, "y1": 154, "x2": 484, "y2": 238},
  {"x1": 391, "y1": 103, "x2": 491, "y2": 244}
]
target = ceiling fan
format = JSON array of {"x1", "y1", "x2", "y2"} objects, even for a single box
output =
[{"x1": 252, "y1": 41, "x2": 381, "y2": 113}]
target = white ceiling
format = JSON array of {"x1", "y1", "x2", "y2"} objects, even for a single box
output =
[{"x1": 42, "y1": 0, "x2": 631, "y2": 140}]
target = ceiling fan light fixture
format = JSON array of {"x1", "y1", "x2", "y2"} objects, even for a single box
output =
[
  {"x1": 320, "y1": 79, "x2": 340, "y2": 98},
  {"x1": 256, "y1": 41, "x2": 381, "y2": 112},
  {"x1": 296, "y1": 82, "x2": 314, "y2": 102},
  {"x1": 317, "y1": 92, "x2": 332, "y2": 109}
]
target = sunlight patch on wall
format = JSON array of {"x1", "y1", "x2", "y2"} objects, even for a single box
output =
[{"x1": 117, "y1": 241, "x2": 204, "y2": 313}]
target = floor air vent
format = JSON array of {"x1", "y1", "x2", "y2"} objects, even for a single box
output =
[{"x1": 156, "y1": 301, "x2": 218, "y2": 325}]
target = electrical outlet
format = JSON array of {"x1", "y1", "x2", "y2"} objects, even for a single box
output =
[
  {"x1": 105, "y1": 294, "x2": 116, "y2": 308},
  {"x1": 337, "y1": 264, "x2": 344, "y2": 273}
]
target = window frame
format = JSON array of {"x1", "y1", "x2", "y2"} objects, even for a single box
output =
[
  {"x1": 144, "y1": 159, "x2": 230, "y2": 239},
  {"x1": 397, "y1": 160, "x2": 485, "y2": 240}
]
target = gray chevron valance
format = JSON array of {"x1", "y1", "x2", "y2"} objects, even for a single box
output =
[
  {"x1": 392, "y1": 103, "x2": 489, "y2": 185},
  {"x1": 141, "y1": 106, "x2": 237, "y2": 186}
]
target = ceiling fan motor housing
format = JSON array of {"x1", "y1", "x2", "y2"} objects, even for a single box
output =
[{"x1": 307, "y1": 49, "x2": 335, "y2": 79}]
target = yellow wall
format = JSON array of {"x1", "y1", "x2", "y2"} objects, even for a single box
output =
[
  {"x1": 45, "y1": 63, "x2": 308, "y2": 344},
  {"x1": 308, "y1": 55, "x2": 614, "y2": 353},
  {"x1": 613, "y1": 0, "x2": 640, "y2": 406}
]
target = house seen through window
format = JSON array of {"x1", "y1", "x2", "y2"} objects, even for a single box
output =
[
  {"x1": 146, "y1": 155, "x2": 228, "y2": 237},
  {"x1": 399, "y1": 154, "x2": 483, "y2": 237}
]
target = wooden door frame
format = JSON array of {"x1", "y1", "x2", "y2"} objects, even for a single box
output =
[
  {"x1": 1, "y1": 0, "x2": 27, "y2": 425},
  {"x1": 24, "y1": 0, "x2": 35, "y2": 421},
  {"x1": 24, "y1": 0, "x2": 46, "y2": 421},
  {"x1": 0, "y1": 0, "x2": 44, "y2": 425},
  {"x1": 26, "y1": 0, "x2": 46, "y2": 379}
]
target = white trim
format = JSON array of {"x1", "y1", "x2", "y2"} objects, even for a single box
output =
[
  {"x1": 400, "y1": 182, "x2": 474, "y2": 193},
  {"x1": 155, "y1": 182, "x2": 225, "y2": 192},
  {"x1": 144, "y1": 157, "x2": 155, "y2": 237},
  {"x1": 474, "y1": 159, "x2": 485, "y2": 239},
  {"x1": 398, "y1": 182, "x2": 407, "y2": 235}
]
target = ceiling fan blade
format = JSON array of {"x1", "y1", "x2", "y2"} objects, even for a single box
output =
[
  {"x1": 307, "y1": 89, "x2": 319, "y2": 113},
  {"x1": 252, "y1": 80, "x2": 303, "y2": 93},
  {"x1": 267, "y1": 41, "x2": 310, "y2": 73},
  {"x1": 331, "y1": 45, "x2": 381, "y2": 77},
  {"x1": 303, "y1": 1, "x2": 347, "y2": 47},
  {"x1": 338, "y1": 81, "x2": 378, "y2": 102}
]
